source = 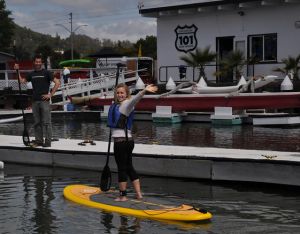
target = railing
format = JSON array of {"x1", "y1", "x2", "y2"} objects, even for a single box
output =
[
  {"x1": 55, "y1": 69, "x2": 145, "y2": 104},
  {"x1": 0, "y1": 67, "x2": 115, "y2": 91},
  {"x1": 158, "y1": 62, "x2": 286, "y2": 84},
  {"x1": 0, "y1": 67, "x2": 145, "y2": 105}
]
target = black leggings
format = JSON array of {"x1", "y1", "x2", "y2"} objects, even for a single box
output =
[{"x1": 114, "y1": 140, "x2": 139, "y2": 183}]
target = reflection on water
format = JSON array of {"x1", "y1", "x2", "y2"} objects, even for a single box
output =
[
  {"x1": 0, "y1": 164, "x2": 300, "y2": 234},
  {"x1": 0, "y1": 171, "x2": 3, "y2": 181},
  {"x1": 32, "y1": 179, "x2": 56, "y2": 233},
  {"x1": 1, "y1": 114, "x2": 300, "y2": 233},
  {"x1": 1, "y1": 115, "x2": 300, "y2": 151}
]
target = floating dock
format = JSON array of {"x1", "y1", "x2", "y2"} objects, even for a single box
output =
[{"x1": 0, "y1": 135, "x2": 299, "y2": 186}]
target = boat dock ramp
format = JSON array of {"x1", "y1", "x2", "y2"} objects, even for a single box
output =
[{"x1": 0, "y1": 134, "x2": 299, "y2": 187}]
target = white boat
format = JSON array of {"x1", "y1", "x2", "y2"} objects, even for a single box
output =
[
  {"x1": 253, "y1": 75, "x2": 278, "y2": 89},
  {"x1": 252, "y1": 113, "x2": 300, "y2": 126},
  {"x1": 0, "y1": 116, "x2": 23, "y2": 124},
  {"x1": 195, "y1": 76, "x2": 247, "y2": 94},
  {"x1": 175, "y1": 75, "x2": 277, "y2": 94},
  {"x1": 177, "y1": 86, "x2": 194, "y2": 94},
  {"x1": 196, "y1": 75, "x2": 278, "y2": 94}
]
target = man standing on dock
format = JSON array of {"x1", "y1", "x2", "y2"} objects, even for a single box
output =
[{"x1": 14, "y1": 54, "x2": 60, "y2": 147}]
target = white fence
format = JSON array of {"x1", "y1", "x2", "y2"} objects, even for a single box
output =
[{"x1": 0, "y1": 67, "x2": 144, "y2": 105}]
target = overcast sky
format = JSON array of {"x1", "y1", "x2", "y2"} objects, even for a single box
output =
[{"x1": 5, "y1": 0, "x2": 163, "y2": 42}]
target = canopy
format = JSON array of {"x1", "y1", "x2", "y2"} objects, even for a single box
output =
[{"x1": 59, "y1": 59, "x2": 92, "y2": 67}]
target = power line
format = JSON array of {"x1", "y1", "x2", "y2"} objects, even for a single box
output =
[
  {"x1": 19, "y1": 11, "x2": 147, "y2": 33},
  {"x1": 55, "y1": 13, "x2": 88, "y2": 60},
  {"x1": 12, "y1": 5, "x2": 156, "y2": 42},
  {"x1": 24, "y1": 12, "x2": 145, "y2": 32}
]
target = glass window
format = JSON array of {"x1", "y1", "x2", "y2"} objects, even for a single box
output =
[
  {"x1": 249, "y1": 34, "x2": 277, "y2": 62},
  {"x1": 264, "y1": 35, "x2": 277, "y2": 61}
]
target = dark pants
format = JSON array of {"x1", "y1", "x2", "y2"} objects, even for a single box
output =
[
  {"x1": 114, "y1": 140, "x2": 139, "y2": 183},
  {"x1": 32, "y1": 101, "x2": 52, "y2": 143}
]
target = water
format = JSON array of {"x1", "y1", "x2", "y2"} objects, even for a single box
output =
[
  {"x1": 1, "y1": 164, "x2": 300, "y2": 234},
  {"x1": 1, "y1": 115, "x2": 300, "y2": 233},
  {"x1": 0, "y1": 114, "x2": 300, "y2": 152}
]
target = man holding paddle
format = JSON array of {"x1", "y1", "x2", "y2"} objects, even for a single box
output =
[{"x1": 14, "y1": 54, "x2": 60, "y2": 147}]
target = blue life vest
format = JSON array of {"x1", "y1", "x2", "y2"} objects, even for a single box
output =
[{"x1": 107, "y1": 103, "x2": 134, "y2": 129}]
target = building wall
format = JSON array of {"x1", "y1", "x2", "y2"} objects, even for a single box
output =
[
  {"x1": 0, "y1": 53, "x2": 14, "y2": 80},
  {"x1": 156, "y1": 4, "x2": 300, "y2": 83}
]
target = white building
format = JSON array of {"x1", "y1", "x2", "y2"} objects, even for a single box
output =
[{"x1": 139, "y1": 0, "x2": 300, "y2": 84}]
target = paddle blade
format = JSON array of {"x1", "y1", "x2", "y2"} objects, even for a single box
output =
[
  {"x1": 22, "y1": 130, "x2": 30, "y2": 146},
  {"x1": 100, "y1": 165, "x2": 111, "y2": 192}
]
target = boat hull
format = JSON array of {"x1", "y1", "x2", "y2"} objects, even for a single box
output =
[{"x1": 83, "y1": 92, "x2": 300, "y2": 112}]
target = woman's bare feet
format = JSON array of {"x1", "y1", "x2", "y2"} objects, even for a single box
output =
[
  {"x1": 136, "y1": 192, "x2": 143, "y2": 200},
  {"x1": 114, "y1": 196, "x2": 128, "y2": 202},
  {"x1": 115, "y1": 188, "x2": 127, "y2": 201},
  {"x1": 132, "y1": 179, "x2": 143, "y2": 200}
]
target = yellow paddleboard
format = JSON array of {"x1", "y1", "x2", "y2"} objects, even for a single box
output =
[{"x1": 63, "y1": 184, "x2": 212, "y2": 222}]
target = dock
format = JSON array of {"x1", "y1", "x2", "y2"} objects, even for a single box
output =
[{"x1": 0, "y1": 134, "x2": 300, "y2": 187}]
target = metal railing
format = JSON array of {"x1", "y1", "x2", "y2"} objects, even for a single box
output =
[
  {"x1": 0, "y1": 67, "x2": 145, "y2": 105},
  {"x1": 158, "y1": 62, "x2": 286, "y2": 84},
  {"x1": 54, "y1": 69, "x2": 145, "y2": 104},
  {"x1": 0, "y1": 67, "x2": 115, "y2": 91}
]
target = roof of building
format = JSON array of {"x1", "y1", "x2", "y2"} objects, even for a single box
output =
[
  {"x1": 139, "y1": 0, "x2": 222, "y2": 13},
  {"x1": 139, "y1": 0, "x2": 296, "y2": 17}
]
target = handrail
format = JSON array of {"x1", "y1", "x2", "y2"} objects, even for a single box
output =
[
  {"x1": 158, "y1": 62, "x2": 285, "y2": 84},
  {"x1": 51, "y1": 68, "x2": 147, "y2": 104},
  {"x1": 0, "y1": 67, "x2": 147, "y2": 105},
  {"x1": 58, "y1": 68, "x2": 146, "y2": 91}
]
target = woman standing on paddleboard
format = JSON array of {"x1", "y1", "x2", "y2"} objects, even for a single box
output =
[{"x1": 108, "y1": 83, "x2": 157, "y2": 201}]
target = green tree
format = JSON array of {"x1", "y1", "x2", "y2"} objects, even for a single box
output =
[
  {"x1": 180, "y1": 46, "x2": 216, "y2": 80},
  {"x1": 216, "y1": 50, "x2": 246, "y2": 80},
  {"x1": 135, "y1": 36, "x2": 157, "y2": 59},
  {"x1": 63, "y1": 49, "x2": 80, "y2": 60},
  {"x1": 50, "y1": 52, "x2": 64, "y2": 69},
  {"x1": 273, "y1": 55, "x2": 300, "y2": 80},
  {"x1": 115, "y1": 39, "x2": 134, "y2": 56},
  {"x1": 35, "y1": 44, "x2": 54, "y2": 69},
  {"x1": 0, "y1": 0, "x2": 15, "y2": 53}
]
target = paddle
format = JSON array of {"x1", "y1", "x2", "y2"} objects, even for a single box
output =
[
  {"x1": 15, "y1": 67, "x2": 30, "y2": 146},
  {"x1": 100, "y1": 63, "x2": 125, "y2": 191},
  {"x1": 100, "y1": 130, "x2": 112, "y2": 191}
]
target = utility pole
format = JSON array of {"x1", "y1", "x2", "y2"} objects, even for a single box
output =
[
  {"x1": 69, "y1": 13, "x2": 73, "y2": 60},
  {"x1": 55, "y1": 13, "x2": 87, "y2": 60}
]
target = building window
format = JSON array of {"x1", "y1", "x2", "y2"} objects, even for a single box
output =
[
  {"x1": 248, "y1": 34, "x2": 277, "y2": 62},
  {"x1": 0, "y1": 63, "x2": 6, "y2": 80}
]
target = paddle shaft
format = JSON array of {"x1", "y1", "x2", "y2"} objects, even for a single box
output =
[
  {"x1": 14, "y1": 45, "x2": 26, "y2": 123},
  {"x1": 100, "y1": 129, "x2": 112, "y2": 191},
  {"x1": 105, "y1": 130, "x2": 112, "y2": 166},
  {"x1": 100, "y1": 64, "x2": 121, "y2": 187},
  {"x1": 14, "y1": 44, "x2": 30, "y2": 146},
  {"x1": 104, "y1": 63, "x2": 122, "y2": 166},
  {"x1": 16, "y1": 69, "x2": 26, "y2": 122},
  {"x1": 16, "y1": 68, "x2": 30, "y2": 144}
]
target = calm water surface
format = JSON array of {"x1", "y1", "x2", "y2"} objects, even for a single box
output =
[
  {"x1": 0, "y1": 114, "x2": 300, "y2": 152},
  {"x1": 1, "y1": 164, "x2": 300, "y2": 234},
  {"x1": 1, "y1": 115, "x2": 300, "y2": 233}
]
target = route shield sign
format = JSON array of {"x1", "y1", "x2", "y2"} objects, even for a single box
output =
[{"x1": 175, "y1": 24, "x2": 198, "y2": 53}]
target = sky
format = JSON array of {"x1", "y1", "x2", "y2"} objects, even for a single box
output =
[
  {"x1": 5, "y1": 0, "x2": 207, "y2": 42},
  {"x1": 5, "y1": 0, "x2": 163, "y2": 42}
]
